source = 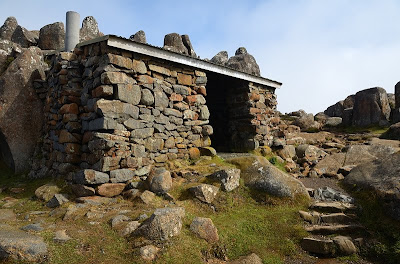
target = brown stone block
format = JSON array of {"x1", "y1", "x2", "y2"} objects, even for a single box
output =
[
  {"x1": 196, "y1": 86, "x2": 207, "y2": 96},
  {"x1": 104, "y1": 53, "x2": 133, "y2": 69},
  {"x1": 59, "y1": 130, "x2": 79, "y2": 143},
  {"x1": 63, "y1": 114, "x2": 78, "y2": 123},
  {"x1": 149, "y1": 64, "x2": 171, "y2": 76},
  {"x1": 249, "y1": 107, "x2": 261, "y2": 114},
  {"x1": 132, "y1": 59, "x2": 147, "y2": 74},
  {"x1": 60, "y1": 103, "x2": 79, "y2": 115},
  {"x1": 177, "y1": 73, "x2": 192, "y2": 86},
  {"x1": 173, "y1": 102, "x2": 189, "y2": 111},
  {"x1": 176, "y1": 143, "x2": 186, "y2": 149},
  {"x1": 92, "y1": 85, "x2": 113, "y2": 98},
  {"x1": 170, "y1": 93, "x2": 183, "y2": 102},
  {"x1": 152, "y1": 72, "x2": 164, "y2": 80},
  {"x1": 256, "y1": 114, "x2": 266, "y2": 121},
  {"x1": 154, "y1": 154, "x2": 168, "y2": 163},
  {"x1": 256, "y1": 126, "x2": 269, "y2": 135},
  {"x1": 250, "y1": 92, "x2": 261, "y2": 101},
  {"x1": 96, "y1": 183, "x2": 126, "y2": 197},
  {"x1": 185, "y1": 95, "x2": 206, "y2": 106},
  {"x1": 195, "y1": 70, "x2": 206, "y2": 77},
  {"x1": 101, "y1": 72, "x2": 135, "y2": 85},
  {"x1": 137, "y1": 75, "x2": 154, "y2": 84},
  {"x1": 188, "y1": 147, "x2": 200, "y2": 159}
]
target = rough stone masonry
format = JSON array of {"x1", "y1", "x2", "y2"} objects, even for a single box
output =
[{"x1": 24, "y1": 35, "x2": 281, "y2": 197}]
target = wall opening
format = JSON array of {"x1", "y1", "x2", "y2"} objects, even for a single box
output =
[
  {"x1": 205, "y1": 73, "x2": 250, "y2": 152},
  {"x1": 0, "y1": 131, "x2": 15, "y2": 172}
]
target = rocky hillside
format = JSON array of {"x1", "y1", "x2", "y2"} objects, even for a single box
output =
[
  {"x1": 1, "y1": 122, "x2": 400, "y2": 263},
  {"x1": 0, "y1": 14, "x2": 400, "y2": 264}
]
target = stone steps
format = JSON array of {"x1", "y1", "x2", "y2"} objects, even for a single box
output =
[
  {"x1": 305, "y1": 224, "x2": 365, "y2": 235},
  {"x1": 299, "y1": 211, "x2": 357, "y2": 225},
  {"x1": 300, "y1": 188, "x2": 367, "y2": 257},
  {"x1": 310, "y1": 201, "x2": 356, "y2": 213},
  {"x1": 301, "y1": 236, "x2": 359, "y2": 257}
]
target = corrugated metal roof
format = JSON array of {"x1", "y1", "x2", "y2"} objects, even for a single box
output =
[{"x1": 77, "y1": 35, "x2": 282, "y2": 89}]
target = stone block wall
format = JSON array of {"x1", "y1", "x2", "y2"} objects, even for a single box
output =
[
  {"x1": 29, "y1": 40, "x2": 279, "y2": 198},
  {"x1": 226, "y1": 81, "x2": 278, "y2": 151},
  {"x1": 30, "y1": 41, "x2": 212, "y2": 179}
]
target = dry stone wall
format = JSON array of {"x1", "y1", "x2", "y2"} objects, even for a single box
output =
[
  {"x1": 226, "y1": 81, "x2": 278, "y2": 150},
  {"x1": 28, "y1": 40, "x2": 279, "y2": 198},
  {"x1": 30, "y1": 41, "x2": 212, "y2": 180}
]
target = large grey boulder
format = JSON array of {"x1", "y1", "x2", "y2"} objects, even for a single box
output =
[
  {"x1": 190, "y1": 184, "x2": 219, "y2": 203},
  {"x1": 210, "y1": 51, "x2": 228, "y2": 65},
  {"x1": 73, "y1": 169, "x2": 110, "y2": 185},
  {"x1": 136, "y1": 207, "x2": 185, "y2": 240},
  {"x1": 352, "y1": 87, "x2": 390, "y2": 127},
  {"x1": 0, "y1": 224, "x2": 48, "y2": 262},
  {"x1": 181, "y1": 34, "x2": 196, "y2": 57},
  {"x1": 324, "y1": 101, "x2": 344, "y2": 117},
  {"x1": 0, "y1": 17, "x2": 18, "y2": 41},
  {"x1": 381, "y1": 122, "x2": 400, "y2": 140},
  {"x1": 344, "y1": 152, "x2": 400, "y2": 220},
  {"x1": 325, "y1": 117, "x2": 342, "y2": 127},
  {"x1": 35, "y1": 184, "x2": 61, "y2": 202},
  {"x1": 80, "y1": 16, "x2": 103, "y2": 42},
  {"x1": 292, "y1": 112, "x2": 319, "y2": 131},
  {"x1": 226, "y1": 156, "x2": 310, "y2": 198},
  {"x1": 343, "y1": 95, "x2": 355, "y2": 109},
  {"x1": 343, "y1": 144, "x2": 396, "y2": 166},
  {"x1": 190, "y1": 217, "x2": 219, "y2": 243},
  {"x1": 314, "y1": 153, "x2": 346, "y2": 175},
  {"x1": 130, "y1": 30, "x2": 146, "y2": 44},
  {"x1": 11, "y1": 26, "x2": 38, "y2": 48},
  {"x1": 0, "y1": 47, "x2": 46, "y2": 173},
  {"x1": 38, "y1": 22, "x2": 65, "y2": 50},
  {"x1": 226, "y1": 47, "x2": 260, "y2": 76},
  {"x1": 209, "y1": 168, "x2": 241, "y2": 192},
  {"x1": 163, "y1": 33, "x2": 188, "y2": 55},
  {"x1": 146, "y1": 167, "x2": 172, "y2": 194},
  {"x1": 296, "y1": 144, "x2": 327, "y2": 163}
]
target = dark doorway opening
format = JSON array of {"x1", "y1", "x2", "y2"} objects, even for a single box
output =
[
  {"x1": 205, "y1": 73, "x2": 248, "y2": 152},
  {"x1": 0, "y1": 131, "x2": 15, "y2": 172}
]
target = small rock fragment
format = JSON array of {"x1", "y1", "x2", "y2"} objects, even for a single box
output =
[
  {"x1": 190, "y1": 217, "x2": 219, "y2": 243},
  {"x1": 189, "y1": 184, "x2": 219, "y2": 203},
  {"x1": 46, "y1": 194, "x2": 69, "y2": 208}
]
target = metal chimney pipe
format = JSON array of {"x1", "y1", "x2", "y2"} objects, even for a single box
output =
[{"x1": 65, "y1": 11, "x2": 80, "y2": 51}]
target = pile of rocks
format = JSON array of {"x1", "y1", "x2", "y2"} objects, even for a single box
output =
[
  {"x1": 210, "y1": 47, "x2": 261, "y2": 76},
  {"x1": 323, "y1": 87, "x2": 392, "y2": 127}
]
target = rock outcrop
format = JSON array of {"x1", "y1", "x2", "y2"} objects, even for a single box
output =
[
  {"x1": 80, "y1": 16, "x2": 103, "y2": 42},
  {"x1": 210, "y1": 51, "x2": 228, "y2": 65},
  {"x1": 130, "y1": 30, "x2": 146, "y2": 44},
  {"x1": 163, "y1": 33, "x2": 196, "y2": 57},
  {"x1": 0, "y1": 224, "x2": 48, "y2": 262},
  {"x1": 226, "y1": 47, "x2": 261, "y2": 76},
  {"x1": 227, "y1": 155, "x2": 310, "y2": 198},
  {"x1": 352, "y1": 87, "x2": 390, "y2": 127},
  {"x1": 0, "y1": 17, "x2": 18, "y2": 41},
  {"x1": 11, "y1": 25, "x2": 38, "y2": 48},
  {"x1": 38, "y1": 22, "x2": 65, "y2": 50},
  {"x1": 344, "y1": 152, "x2": 400, "y2": 220},
  {"x1": 0, "y1": 47, "x2": 47, "y2": 172}
]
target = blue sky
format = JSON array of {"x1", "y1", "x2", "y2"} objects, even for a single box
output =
[{"x1": 1, "y1": 0, "x2": 400, "y2": 114}]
